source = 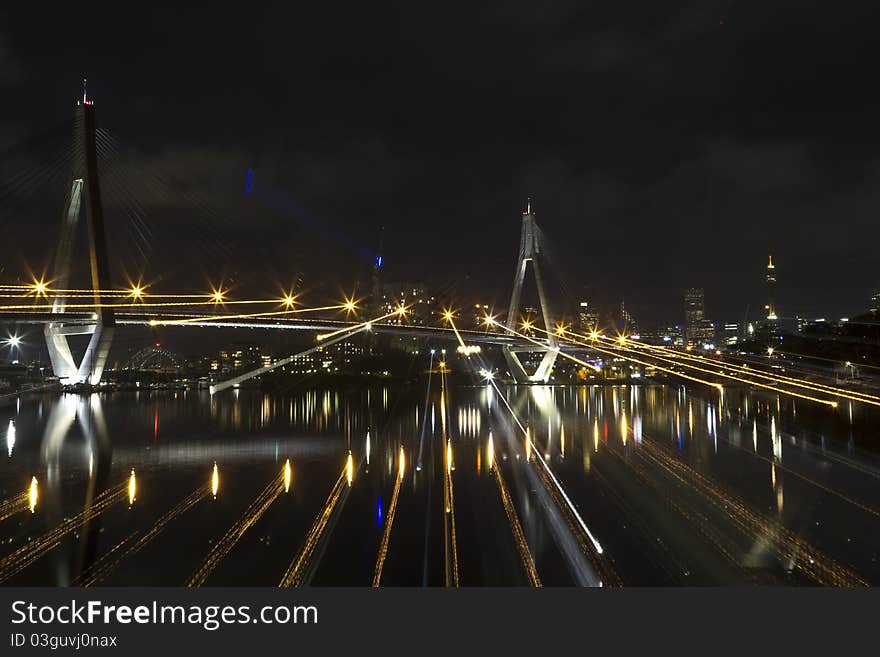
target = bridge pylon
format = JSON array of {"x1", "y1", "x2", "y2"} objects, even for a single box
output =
[
  {"x1": 502, "y1": 200, "x2": 558, "y2": 383},
  {"x1": 44, "y1": 86, "x2": 115, "y2": 385}
]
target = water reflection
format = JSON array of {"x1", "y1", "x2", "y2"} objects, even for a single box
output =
[{"x1": 1, "y1": 381, "x2": 879, "y2": 586}]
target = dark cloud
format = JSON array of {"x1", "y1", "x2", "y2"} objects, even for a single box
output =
[
  {"x1": 0, "y1": 34, "x2": 21, "y2": 85},
  {"x1": 0, "y1": 2, "x2": 878, "y2": 328}
]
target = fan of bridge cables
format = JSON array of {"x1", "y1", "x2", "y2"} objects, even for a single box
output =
[
  {"x1": 0, "y1": 112, "x2": 308, "y2": 292},
  {"x1": 92, "y1": 128, "x2": 240, "y2": 284},
  {"x1": 533, "y1": 223, "x2": 590, "y2": 325},
  {"x1": 0, "y1": 120, "x2": 79, "y2": 236}
]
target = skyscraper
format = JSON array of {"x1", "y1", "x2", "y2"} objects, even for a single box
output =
[
  {"x1": 684, "y1": 288, "x2": 715, "y2": 347},
  {"x1": 578, "y1": 301, "x2": 599, "y2": 332},
  {"x1": 765, "y1": 255, "x2": 778, "y2": 320},
  {"x1": 619, "y1": 300, "x2": 638, "y2": 335},
  {"x1": 684, "y1": 288, "x2": 704, "y2": 331}
]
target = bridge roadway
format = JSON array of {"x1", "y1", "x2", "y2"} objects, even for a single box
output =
[{"x1": 0, "y1": 311, "x2": 560, "y2": 350}]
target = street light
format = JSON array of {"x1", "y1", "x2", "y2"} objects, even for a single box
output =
[{"x1": 5, "y1": 334, "x2": 23, "y2": 365}]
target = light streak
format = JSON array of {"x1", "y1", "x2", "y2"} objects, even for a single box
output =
[
  {"x1": 280, "y1": 459, "x2": 351, "y2": 587},
  {"x1": 487, "y1": 376, "x2": 606, "y2": 557},
  {"x1": 0, "y1": 481, "x2": 128, "y2": 583},
  {"x1": 188, "y1": 466, "x2": 287, "y2": 586},
  {"x1": 594, "y1": 331, "x2": 880, "y2": 407},
  {"x1": 502, "y1": 322, "x2": 724, "y2": 391},
  {"x1": 316, "y1": 307, "x2": 409, "y2": 342},
  {"x1": 0, "y1": 298, "x2": 291, "y2": 311},
  {"x1": 79, "y1": 481, "x2": 211, "y2": 587},
  {"x1": 492, "y1": 457, "x2": 542, "y2": 587},
  {"x1": 529, "y1": 324, "x2": 841, "y2": 408},
  {"x1": 147, "y1": 304, "x2": 346, "y2": 326},
  {"x1": 372, "y1": 447, "x2": 405, "y2": 587}
]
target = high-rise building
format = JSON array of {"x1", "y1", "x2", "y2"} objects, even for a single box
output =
[
  {"x1": 619, "y1": 301, "x2": 638, "y2": 335},
  {"x1": 871, "y1": 290, "x2": 879, "y2": 313},
  {"x1": 684, "y1": 288, "x2": 704, "y2": 330},
  {"x1": 381, "y1": 282, "x2": 436, "y2": 326},
  {"x1": 578, "y1": 301, "x2": 600, "y2": 332},
  {"x1": 684, "y1": 288, "x2": 715, "y2": 347},
  {"x1": 721, "y1": 322, "x2": 740, "y2": 346},
  {"x1": 765, "y1": 255, "x2": 778, "y2": 320}
]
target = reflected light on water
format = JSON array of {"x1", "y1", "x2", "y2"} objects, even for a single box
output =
[
  {"x1": 284, "y1": 459, "x2": 292, "y2": 493},
  {"x1": 6, "y1": 420, "x2": 14, "y2": 457},
  {"x1": 398, "y1": 446, "x2": 405, "y2": 479},
  {"x1": 487, "y1": 433, "x2": 494, "y2": 471},
  {"x1": 212, "y1": 462, "x2": 220, "y2": 498},
  {"x1": 346, "y1": 451, "x2": 354, "y2": 486},
  {"x1": 128, "y1": 468, "x2": 137, "y2": 506},
  {"x1": 28, "y1": 476, "x2": 37, "y2": 513}
]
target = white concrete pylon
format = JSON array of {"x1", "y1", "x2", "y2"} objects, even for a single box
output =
[
  {"x1": 44, "y1": 98, "x2": 115, "y2": 385},
  {"x1": 502, "y1": 201, "x2": 558, "y2": 383}
]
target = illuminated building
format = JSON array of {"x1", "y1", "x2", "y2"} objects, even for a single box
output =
[
  {"x1": 871, "y1": 290, "x2": 879, "y2": 314},
  {"x1": 618, "y1": 300, "x2": 638, "y2": 335},
  {"x1": 639, "y1": 325, "x2": 683, "y2": 346},
  {"x1": 684, "y1": 288, "x2": 714, "y2": 346},
  {"x1": 578, "y1": 301, "x2": 599, "y2": 332},
  {"x1": 721, "y1": 322, "x2": 740, "y2": 346},
  {"x1": 215, "y1": 345, "x2": 264, "y2": 373},
  {"x1": 284, "y1": 340, "x2": 365, "y2": 374},
  {"x1": 381, "y1": 282, "x2": 436, "y2": 326}
]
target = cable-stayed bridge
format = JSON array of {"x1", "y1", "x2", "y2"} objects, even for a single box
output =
[
  {"x1": 3, "y1": 89, "x2": 880, "y2": 589},
  {"x1": 1, "y1": 89, "x2": 879, "y2": 409}
]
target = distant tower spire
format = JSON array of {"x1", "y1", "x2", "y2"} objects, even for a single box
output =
[
  {"x1": 765, "y1": 254, "x2": 778, "y2": 321},
  {"x1": 82, "y1": 78, "x2": 87, "y2": 103},
  {"x1": 525, "y1": 197, "x2": 532, "y2": 214}
]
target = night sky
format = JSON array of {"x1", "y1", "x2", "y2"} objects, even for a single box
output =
[{"x1": 1, "y1": 1, "x2": 879, "y2": 328}]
